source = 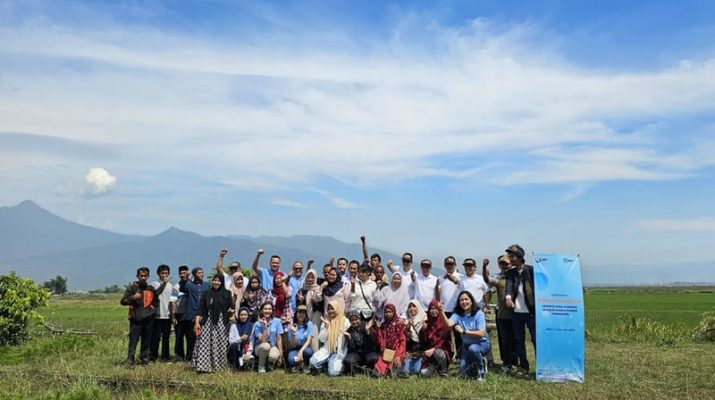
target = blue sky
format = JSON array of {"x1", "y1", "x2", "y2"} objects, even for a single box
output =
[{"x1": 1, "y1": 0, "x2": 715, "y2": 267}]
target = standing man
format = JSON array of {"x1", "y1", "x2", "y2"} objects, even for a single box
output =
[
  {"x1": 444, "y1": 258, "x2": 489, "y2": 308},
  {"x1": 410, "y1": 259, "x2": 438, "y2": 310},
  {"x1": 484, "y1": 255, "x2": 517, "y2": 372},
  {"x1": 388, "y1": 252, "x2": 414, "y2": 275},
  {"x1": 336, "y1": 258, "x2": 349, "y2": 277},
  {"x1": 252, "y1": 249, "x2": 281, "y2": 292},
  {"x1": 170, "y1": 265, "x2": 189, "y2": 362},
  {"x1": 120, "y1": 266, "x2": 158, "y2": 367},
  {"x1": 504, "y1": 244, "x2": 536, "y2": 376},
  {"x1": 218, "y1": 249, "x2": 248, "y2": 290},
  {"x1": 437, "y1": 256, "x2": 464, "y2": 358},
  {"x1": 150, "y1": 264, "x2": 172, "y2": 362},
  {"x1": 360, "y1": 235, "x2": 382, "y2": 270},
  {"x1": 179, "y1": 266, "x2": 209, "y2": 363},
  {"x1": 288, "y1": 260, "x2": 311, "y2": 312}
]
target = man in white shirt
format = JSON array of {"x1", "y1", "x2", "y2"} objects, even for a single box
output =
[
  {"x1": 444, "y1": 258, "x2": 489, "y2": 309},
  {"x1": 409, "y1": 259, "x2": 438, "y2": 309},
  {"x1": 436, "y1": 256, "x2": 463, "y2": 315},
  {"x1": 388, "y1": 252, "x2": 414, "y2": 276}
]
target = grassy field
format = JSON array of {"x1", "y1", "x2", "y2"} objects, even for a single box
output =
[{"x1": 0, "y1": 288, "x2": 713, "y2": 399}]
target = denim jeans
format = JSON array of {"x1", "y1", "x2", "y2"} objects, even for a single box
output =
[
  {"x1": 459, "y1": 341, "x2": 491, "y2": 378},
  {"x1": 309, "y1": 351, "x2": 343, "y2": 376},
  {"x1": 402, "y1": 357, "x2": 422, "y2": 376},
  {"x1": 287, "y1": 346, "x2": 314, "y2": 368}
]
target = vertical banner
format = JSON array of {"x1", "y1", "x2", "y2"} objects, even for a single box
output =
[{"x1": 533, "y1": 253, "x2": 585, "y2": 383}]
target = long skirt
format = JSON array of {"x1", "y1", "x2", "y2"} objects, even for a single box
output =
[{"x1": 193, "y1": 319, "x2": 229, "y2": 372}]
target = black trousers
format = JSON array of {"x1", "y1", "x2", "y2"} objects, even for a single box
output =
[
  {"x1": 344, "y1": 351, "x2": 379, "y2": 375},
  {"x1": 127, "y1": 318, "x2": 153, "y2": 362},
  {"x1": 174, "y1": 314, "x2": 185, "y2": 359},
  {"x1": 512, "y1": 312, "x2": 536, "y2": 370},
  {"x1": 150, "y1": 318, "x2": 172, "y2": 361},
  {"x1": 496, "y1": 318, "x2": 517, "y2": 367},
  {"x1": 180, "y1": 319, "x2": 196, "y2": 361}
]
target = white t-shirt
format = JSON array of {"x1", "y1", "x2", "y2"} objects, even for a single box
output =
[
  {"x1": 412, "y1": 273, "x2": 438, "y2": 310},
  {"x1": 514, "y1": 280, "x2": 528, "y2": 313},
  {"x1": 438, "y1": 272, "x2": 464, "y2": 312},
  {"x1": 459, "y1": 274, "x2": 489, "y2": 307},
  {"x1": 347, "y1": 280, "x2": 377, "y2": 317},
  {"x1": 151, "y1": 280, "x2": 173, "y2": 319}
]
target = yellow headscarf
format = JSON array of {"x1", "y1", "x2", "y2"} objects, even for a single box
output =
[{"x1": 326, "y1": 300, "x2": 346, "y2": 352}]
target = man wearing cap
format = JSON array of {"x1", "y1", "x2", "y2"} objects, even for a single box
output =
[
  {"x1": 179, "y1": 266, "x2": 210, "y2": 362},
  {"x1": 216, "y1": 249, "x2": 248, "y2": 291},
  {"x1": 410, "y1": 259, "x2": 439, "y2": 310},
  {"x1": 484, "y1": 255, "x2": 518, "y2": 372},
  {"x1": 170, "y1": 265, "x2": 189, "y2": 362},
  {"x1": 445, "y1": 258, "x2": 489, "y2": 309},
  {"x1": 504, "y1": 244, "x2": 536, "y2": 376},
  {"x1": 252, "y1": 249, "x2": 282, "y2": 292}
]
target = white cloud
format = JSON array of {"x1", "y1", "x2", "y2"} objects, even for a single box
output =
[
  {"x1": 271, "y1": 198, "x2": 308, "y2": 208},
  {"x1": 0, "y1": 14, "x2": 714, "y2": 192},
  {"x1": 636, "y1": 217, "x2": 715, "y2": 232},
  {"x1": 311, "y1": 189, "x2": 360, "y2": 209},
  {"x1": 84, "y1": 167, "x2": 116, "y2": 194}
]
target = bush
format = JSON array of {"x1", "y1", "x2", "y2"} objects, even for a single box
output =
[
  {"x1": 692, "y1": 311, "x2": 715, "y2": 342},
  {"x1": 43, "y1": 275, "x2": 68, "y2": 294},
  {"x1": 0, "y1": 272, "x2": 50, "y2": 345}
]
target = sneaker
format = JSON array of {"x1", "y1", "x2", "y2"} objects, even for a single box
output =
[
  {"x1": 477, "y1": 376, "x2": 485, "y2": 383},
  {"x1": 258, "y1": 366, "x2": 266, "y2": 374}
]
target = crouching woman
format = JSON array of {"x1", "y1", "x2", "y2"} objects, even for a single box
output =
[{"x1": 309, "y1": 300, "x2": 350, "y2": 376}]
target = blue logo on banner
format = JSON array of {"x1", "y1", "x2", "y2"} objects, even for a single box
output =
[{"x1": 534, "y1": 253, "x2": 585, "y2": 383}]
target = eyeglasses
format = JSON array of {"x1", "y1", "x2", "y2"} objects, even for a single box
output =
[
  {"x1": 402, "y1": 259, "x2": 412, "y2": 263},
  {"x1": 463, "y1": 264, "x2": 476, "y2": 268}
]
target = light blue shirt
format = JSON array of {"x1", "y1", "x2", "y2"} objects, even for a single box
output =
[
  {"x1": 450, "y1": 310, "x2": 489, "y2": 345},
  {"x1": 250, "y1": 317, "x2": 284, "y2": 348},
  {"x1": 289, "y1": 274, "x2": 305, "y2": 312},
  {"x1": 287, "y1": 321, "x2": 314, "y2": 350},
  {"x1": 258, "y1": 268, "x2": 275, "y2": 292}
]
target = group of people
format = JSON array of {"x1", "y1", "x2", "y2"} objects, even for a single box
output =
[{"x1": 121, "y1": 236, "x2": 536, "y2": 381}]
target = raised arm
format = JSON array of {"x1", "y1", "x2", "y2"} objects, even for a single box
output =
[
  {"x1": 482, "y1": 258, "x2": 491, "y2": 284},
  {"x1": 387, "y1": 259, "x2": 397, "y2": 274},
  {"x1": 360, "y1": 235, "x2": 369, "y2": 262},
  {"x1": 252, "y1": 249, "x2": 264, "y2": 274},
  {"x1": 216, "y1": 248, "x2": 228, "y2": 275}
]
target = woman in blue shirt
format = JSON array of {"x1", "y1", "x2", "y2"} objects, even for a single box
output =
[
  {"x1": 245, "y1": 302, "x2": 284, "y2": 373},
  {"x1": 285, "y1": 304, "x2": 314, "y2": 373},
  {"x1": 442, "y1": 290, "x2": 491, "y2": 380}
]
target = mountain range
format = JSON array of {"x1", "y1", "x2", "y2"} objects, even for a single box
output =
[{"x1": 0, "y1": 200, "x2": 713, "y2": 289}]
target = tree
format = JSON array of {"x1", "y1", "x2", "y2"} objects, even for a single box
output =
[
  {"x1": 42, "y1": 275, "x2": 68, "y2": 295},
  {"x1": 0, "y1": 272, "x2": 50, "y2": 345}
]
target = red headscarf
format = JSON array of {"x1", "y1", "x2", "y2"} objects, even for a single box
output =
[
  {"x1": 421, "y1": 300, "x2": 453, "y2": 362},
  {"x1": 379, "y1": 303, "x2": 406, "y2": 351},
  {"x1": 272, "y1": 271, "x2": 287, "y2": 318}
]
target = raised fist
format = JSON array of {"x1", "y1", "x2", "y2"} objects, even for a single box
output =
[
  {"x1": 257, "y1": 249, "x2": 264, "y2": 255},
  {"x1": 220, "y1": 249, "x2": 228, "y2": 257},
  {"x1": 360, "y1": 235, "x2": 366, "y2": 243}
]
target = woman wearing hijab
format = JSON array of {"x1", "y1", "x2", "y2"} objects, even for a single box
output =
[
  {"x1": 317, "y1": 266, "x2": 349, "y2": 315},
  {"x1": 272, "y1": 271, "x2": 293, "y2": 328},
  {"x1": 228, "y1": 307, "x2": 253, "y2": 370},
  {"x1": 285, "y1": 305, "x2": 314, "y2": 373},
  {"x1": 373, "y1": 272, "x2": 411, "y2": 322},
  {"x1": 372, "y1": 303, "x2": 407, "y2": 376},
  {"x1": 244, "y1": 275, "x2": 270, "y2": 321},
  {"x1": 245, "y1": 302, "x2": 284, "y2": 373},
  {"x1": 420, "y1": 299, "x2": 453, "y2": 377},
  {"x1": 193, "y1": 273, "x2": 233, "y2": 373},
  {"x1": 298, "y1": 268, "x2": 323, "y2": 352},
  {"x1": 309, "y1": 300, "x2": 350, "y2": 376},
  {"x1": 442, "y1": 291, "x2": 491, "y2": 380},
  {"x1": 343, "y1": 310, "x2": 379, "y2": 375},
  {"x1": 230, "y1": 271, "x2": 246, "y2": 311},
  {"x1": 401, "y1": 299, "x2": 427, "y2": 376}
]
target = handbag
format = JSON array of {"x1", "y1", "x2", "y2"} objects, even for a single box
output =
[{"x1": 382, "y1": 348, "x2": 395, "y2": 363}]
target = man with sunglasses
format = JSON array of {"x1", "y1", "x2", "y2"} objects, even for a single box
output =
[
  {"x1": 410, "y1": 259, "x2": 439, "y2": 309},
  {"x1": 387, "y1": 252, "x2": 415, "y2": 276}
]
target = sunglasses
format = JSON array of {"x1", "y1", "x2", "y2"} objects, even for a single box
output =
[{"x1": 402, "y1": 259, "x2": 412, "y2": 263}]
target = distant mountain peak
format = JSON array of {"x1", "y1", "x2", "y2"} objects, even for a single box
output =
[
  {"x1": 155, "y1": 226, "x2": 202, "y2": 239},
  {"x1": 13, "y1": 199, "x2": 43, "y2": 210}
]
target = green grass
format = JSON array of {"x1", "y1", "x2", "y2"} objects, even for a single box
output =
[{"x1": 1, "y1": 288, "x2": 714, "y2": 399}]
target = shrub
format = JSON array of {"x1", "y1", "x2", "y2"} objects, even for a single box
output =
[
  {"x1": 0, "y1": 272, "x2": 50, "y2": 345},
  {"x1": 692, "y1": 311, "x2": 715, "y2": 342}
]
